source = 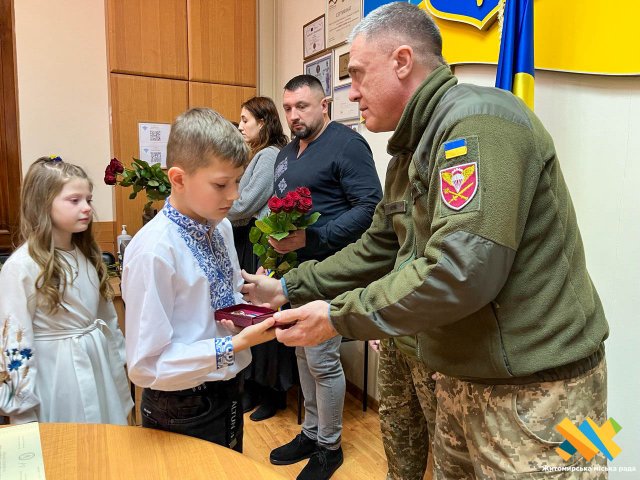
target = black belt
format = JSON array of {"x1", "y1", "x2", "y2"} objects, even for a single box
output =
[{"x1": 152, "y1": 377, "x2": 239, "y2": 396}]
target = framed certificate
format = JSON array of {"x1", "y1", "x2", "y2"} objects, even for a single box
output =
[
  {"x1": 326, "y1": 0, "x2": 362, "y2": 48},
  {"x1": 303, "y1": 51, "x2": 333, "y2": 98},
  {"x1": 303, "y1": 15, "x2": 326, "y2": 59},
  {"x1": 332, "y1": 83, "x2": 359, "y2": 122}
]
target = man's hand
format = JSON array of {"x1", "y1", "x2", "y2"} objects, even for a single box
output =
[
  {"x1": 241, "y1": 270, "x2": 288, "y2": 309},
  {"x1": 268, "y1": 230, "x2": 306, "y2": 254},
  {"x1": 273, "y1": 300, "x2": 339, "y2": 346}
]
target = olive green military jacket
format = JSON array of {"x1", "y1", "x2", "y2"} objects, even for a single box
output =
[{"x1": 283, "y1": 66, "x2": 608, "y2": 381}]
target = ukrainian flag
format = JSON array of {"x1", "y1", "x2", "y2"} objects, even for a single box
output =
[{"x1": 495, "y1": 0, "x2": 534, "y2": 109}]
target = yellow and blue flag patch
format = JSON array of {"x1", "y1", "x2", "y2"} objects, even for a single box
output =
[{"x1": 443, "y1": 138, "x2": 468, "y2": 159}]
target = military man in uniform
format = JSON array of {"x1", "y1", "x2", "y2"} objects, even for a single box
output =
[{"x1": 243, "y1": 3, "x2": 609, "y2": 479}]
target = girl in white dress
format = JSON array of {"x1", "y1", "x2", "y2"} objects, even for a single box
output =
[{"x1": 0, "y1": 156, "x2": 133, "y2": 424}]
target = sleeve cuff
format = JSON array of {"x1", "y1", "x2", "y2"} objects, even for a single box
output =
[
  {"x1": 280, "y1": 278, "x2": 289, "y2": 300},
  {"x1": 214, "y1": 336, "x2": 234, "y2": 369}
]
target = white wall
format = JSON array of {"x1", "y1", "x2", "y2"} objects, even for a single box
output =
[
  {"x1": 14, "y1": 0, "x2": 113, "y2": 221},
  {"x1": 269, "y1": 0, "x2": 639, "y2": 471}
]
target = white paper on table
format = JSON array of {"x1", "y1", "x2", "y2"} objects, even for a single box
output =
[{"x1": 0, "y1": 422, "x2": 47, "y2": 479}]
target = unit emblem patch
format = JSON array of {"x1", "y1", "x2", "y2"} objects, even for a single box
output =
[{"x1": 439, "y1": 162, "x2": 478, "y2": 210}]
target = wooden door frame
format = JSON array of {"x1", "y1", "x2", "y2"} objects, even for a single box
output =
[{"x1": 0, "y1": 0, "x2": 21, "y2": 252}]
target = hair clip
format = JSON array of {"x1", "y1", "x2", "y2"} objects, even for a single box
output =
[{"x1": 49, "y1": 155, "x2": 63, "y2": 163}]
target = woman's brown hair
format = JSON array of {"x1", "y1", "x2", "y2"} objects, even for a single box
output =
[{"x1": 241, "y1": 96, "x2": 288, "y2": 159}]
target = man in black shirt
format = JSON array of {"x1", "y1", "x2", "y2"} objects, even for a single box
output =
[{"x1": 268, "y1": 75, "x2": 382, "y2": 480}]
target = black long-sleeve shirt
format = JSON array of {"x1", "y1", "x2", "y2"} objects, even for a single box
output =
[{"x1": 273, "y1": 121, "x2": 382, "y2": 262}]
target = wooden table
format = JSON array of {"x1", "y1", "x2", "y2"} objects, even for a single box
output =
[{"x1": 38, "y1": 423, "x2": 286, "y2": 479}]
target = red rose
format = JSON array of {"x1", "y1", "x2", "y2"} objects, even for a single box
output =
[
  {"x1": 296, "y1": 186, "x2": 311, "y2": 198},
  {"x1": 286, "y1": 191, "x2": 301, "y2": 203},
  {"x1": 109, "y1": 158, "x2": 124, "y2": 174},
  {"x1": 282, "y1": 197, "x2": 296, "y2": 212},
  {"x1": 104, "y1": 172, "x2": 117, "y2": 185},
  {"x1": 297, "y1": 197, "x2": 312, "y2": 213},
  {"x1": 267, "y1": 196, "x2": 284, "y2": 213}
]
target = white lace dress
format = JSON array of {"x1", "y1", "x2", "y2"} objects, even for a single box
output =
[{"x1": 0, "y1": 244, "x2": 133, "y2": 424}]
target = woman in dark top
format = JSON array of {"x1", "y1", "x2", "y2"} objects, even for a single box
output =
[{"x1": 229, "y1": 97, "x2": 295, "y2": 421}]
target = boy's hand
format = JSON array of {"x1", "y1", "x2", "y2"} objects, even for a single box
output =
[
  {"x1": 268, "y1": 230, "x2": 306, "y2": 254},
  {"x1": 273, "y1": 300, "x2": 338, "y2": 346},
  {"x1": 231, "y1": 318, "x2": 276, "y2": 352},
  {"x1": 241, "y1": 270, "x2": 287, "y2": 308},
  {"x1": 219, "y1": 319, "x2": 242, "y2": 334}
]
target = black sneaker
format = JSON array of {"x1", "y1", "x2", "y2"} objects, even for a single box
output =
[
  {"x1": 250, "y1": 402, "x2": 277, "y2": 421},
  {"x1": 270, "y1": 433, "x2": 317, "y2": 465},
  {"x1": 297, "y1": 446, "x2": 343, "y2": 480}
]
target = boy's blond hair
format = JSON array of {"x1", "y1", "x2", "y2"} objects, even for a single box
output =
[{"x1": 166, "y1": 108, "x2": 249, "y2": 172}]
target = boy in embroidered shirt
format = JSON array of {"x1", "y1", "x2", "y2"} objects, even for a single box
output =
[{"x1": 122, "y1": 108, "x2": 276, "y2": 451}]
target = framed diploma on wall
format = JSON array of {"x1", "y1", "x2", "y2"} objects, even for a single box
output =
[
  {"x1": 326, "y1": 0, "x2": 362, "y2": 48},
  {"x1": 303, "y1": 15, "x2": 326, "y2": 59},
  {"x1": 303, "y1": 51, "x2": 333, "y2": 98}
]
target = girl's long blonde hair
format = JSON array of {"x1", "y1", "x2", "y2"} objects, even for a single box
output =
[{"x1": 20, "y1": 157, "x2": 113, "y2": 313}]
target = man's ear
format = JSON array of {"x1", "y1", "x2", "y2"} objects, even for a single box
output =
[
  {"x1": 320, "y1": 96, "x2": 329, "y2": 114},
  {"x1": 167, "y1": 166, "x2": 186, "y2": 191},
  {"x1": 393, "y1": 45, "x2": 414, "y2": 80}
]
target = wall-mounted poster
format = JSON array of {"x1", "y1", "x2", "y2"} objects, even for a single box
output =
[
  {"x1": 304, "y1": 51, "x2": 333, "y2": 98},
  {"x1": 303, "y1": 15, "x2": 326, "y2": 59},
  {"x1": 326, "y1": 0, "x2": 362, "y2": 48}
]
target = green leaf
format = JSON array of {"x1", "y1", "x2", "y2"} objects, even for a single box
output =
[
  {"x1": 284, "y1": 252, "x2": 298, "y2": 263},
  {"x1": 255, "y1": 219, "x2": 274, "y2": 234},
  {"x1": 249, "y1": 227, "x2": 262, "y2": 243},
  {"x1": 158, "y1": 184, "x2": 167, "y2": 193},
  {"x1": 147, "y1": 180, "x2": 159, "y2": 187},
  {"x1": 262, "y1": 257, "x2": 276, "y2": 269},
  {"x1": 276, "y1": 261, "x2": 291, "y2": 274},
  {"x1": 253, "y1": 244, "x2": 266, "y2": 256},
  {"x1": 128, "y1": 192, "x2": 137, "y2": 200},
  {"x1": 132, "y1": 184, "x2": 142, "y2": 193},
  {"x1": 270, "y1": 231, "x2": 290, "y2": 241}
]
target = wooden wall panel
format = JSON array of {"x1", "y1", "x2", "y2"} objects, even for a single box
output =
[
  {"x1": 108, "y1": 0, "x2": 188, "y2": 79},
  {"x1": 188, "y1": 0, "x2": 257, "y2": 86},
  {"x1": 0, "y1": 0, "x2": 21, "y2": 253},
  {"x1": 110, "y1": 74, "x2": 188, "y2": 235},
  {"x1": 189, "y1": 82, "x2": 256, "y2": 123},
  {"x1": 94, "y1": 221, "x2": 116, "y2": 256}
]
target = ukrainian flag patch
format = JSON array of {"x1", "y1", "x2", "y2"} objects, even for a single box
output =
[{"x1": 443, "y1": 138, "x2": 468, "y2": 159}]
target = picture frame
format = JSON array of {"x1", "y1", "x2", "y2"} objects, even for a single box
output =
[
  {"x1": 338, "y1": 52, "x2": 350, "y2": 79},
  {"x1": 303, "y1": 15, "x2": 326, "y2": 59},
  {"x1": 303, "y1": 51, "x2": 333, "y2": 98},
  {"x1": 332, "y1": 83, "x2": 359, "y2": 122},
  {"x1": 326, "y1": 0, "x2": 362, "y2": 48}
]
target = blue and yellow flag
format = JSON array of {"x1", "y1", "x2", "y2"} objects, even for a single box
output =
[{"x1": 495, "y1": 0, "x2": 534, "y2": 109}]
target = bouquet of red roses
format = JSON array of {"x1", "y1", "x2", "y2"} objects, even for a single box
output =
[{"x1": 249, "y1": 187, "x2": 320, "y2": 276}]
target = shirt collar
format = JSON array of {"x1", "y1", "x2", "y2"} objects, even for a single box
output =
[{"x1": 162, "y1": 198, "x2": 216, "y2": 239}]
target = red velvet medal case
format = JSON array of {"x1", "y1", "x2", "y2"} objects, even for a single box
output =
[{"x1": 214, "y1": 304, "x2": 276, "y2": 328}]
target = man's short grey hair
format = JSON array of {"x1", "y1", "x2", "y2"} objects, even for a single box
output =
[
  {"x1": 167, "y1": 107, "x2": 249, "y2": 172},
  {"x1": 348, "y1": 2, "x2": 445, "y2": 67}
]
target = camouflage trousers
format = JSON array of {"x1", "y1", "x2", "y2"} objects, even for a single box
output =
[
  {"x1": 433, "y1": 359, "x2": 608, "y2": 479},
  {"x1": 378, "y1": 338, "x2": 437, "y2": 480}
]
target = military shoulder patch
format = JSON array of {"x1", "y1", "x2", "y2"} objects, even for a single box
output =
[
  {"x1": 440, "y1": 162, "x2": 478, "y2": 211},
  {"x1": 443, "y1": 138, "x2": 467, "y2": 159}
]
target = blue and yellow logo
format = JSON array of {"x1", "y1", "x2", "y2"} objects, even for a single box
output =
[
  {"x1": 555, "y1": 417, "x2": 622, "y2": 461},
  {"x1": 421, "y1": 0, "x2": 501, "y2": 30}
]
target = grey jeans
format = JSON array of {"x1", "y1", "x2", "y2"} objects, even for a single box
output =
[{"x1": 296, "y1": 334, "x2": 345, "y2": 449}]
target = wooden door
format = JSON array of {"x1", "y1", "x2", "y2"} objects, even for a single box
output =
[{"x1": 0, "y1": 0, "x2": 21, "y2": 252}]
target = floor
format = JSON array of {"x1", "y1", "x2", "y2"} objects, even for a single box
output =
[{"x1": 242, "y1": 389, "x2": 389, "y2": 480}]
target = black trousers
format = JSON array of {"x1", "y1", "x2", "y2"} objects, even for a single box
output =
[{"x1": 141, "y1": 377, "x2": 243, "y2": 452}]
